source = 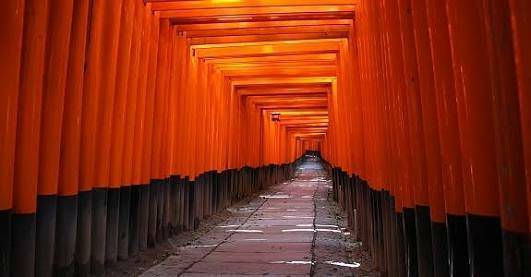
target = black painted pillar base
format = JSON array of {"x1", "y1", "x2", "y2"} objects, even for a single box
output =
[
  {"x1": 118, "y1": 186, "x2": 131, "y2": 261},
  {"x1": 156, "y1": 180, "x2": 164, "y2": 242},
  {"x1": 430, "y1": 221, "x2": 449, "y2": 277},
  {"x1": 191, "y1": 181, "x2": 197, "y2": 230},
  {"x1": 36, "y1": 195, "x2": 57, "y2": 277},
  {"x1": 402, "y1": 207, "x2": 418, "y2": 277},
  {"x1": 177, "y1": 178, "x2": 185, "y2": 231},
  {"x1": 169, "y1": 176, "x2": 179, "y2": 235},
  {"x1": 196, "y1": 175, "x2": 203, "y2": 222},
  {"x1": 91, "y1": 188, "x2": 107, "y2": 275},
  {"x1": 396, "y1": 212, "x2": 407, "y2": 277},
  {"x1": 0, "y1": 209, "x2": 11, "y2": 277},
  {"x1": 501, "y1": 229, "x2": 530, "y2": 276},
  {"x1": 129, "y1": 185, "x2": 140, "y2": 256},
  {"x1": 147, "y1": 180, "x2": 158, "y2": 247},
  {"x1": 466, "y1": 214, "x2": 503, "y2": 277},
  {"x1": 76, "y1": 190, "x2": 92, "y2": 277},
  {"x1": 161, "y1": 179, "x2": 170, "y2": 239},
  {"x1": 212, "y1": 173, "x2": 218, "y2": 214},
  {"x1": 414, "y1": 205, "x2": 433, "y2": 277},
  {"x1": 183, "y1": 178, "x2": 190, "y2": 231},
  {"x1": 138, "y1": 184, "x2": 149, "y2": 251},
  {"x1": 221, "y1": 171, "x2": 228, "y2": 209},
  {"x1": 193, "y1": 180, "x2": 201, "y2": 229},
  {"x1": 54, "y1": 195, "x2": 78, "y2": 277},
  {"x1": 11, "y1": 213, "x2": 36, "y2": 277},
  {"x1": 204, "y1": 172, "x2": 210, "y2": 219},
  {"x1": 157, "y1": 179, "x2": 167, "y2": 242},
  {"x1": 446, "y1": 214, "x2": 470, "y2": 276},
  {"x1": 105, "y1": 188, "x2": 120, "y2": 264}
]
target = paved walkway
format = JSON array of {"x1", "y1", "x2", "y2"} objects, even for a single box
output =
[{"x1": 141, "y1": 157, "x2": 372, "y2": 276}]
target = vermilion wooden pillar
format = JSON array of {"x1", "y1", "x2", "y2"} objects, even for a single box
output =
[
  {"x1": 147, "y1": 17, "x2": 169, "y2": 244},
  {"x1": 78, "y1": 0, "x2": 105, "y2": 272},
  {"x1": 95, "y1": 0, "x2": 123, "y2": 271},
  {"x1": 36, "y1": 0, "x2": 74, "y2": 275},
  {"x1": 151, "y1": 18, "x2": 170, "y2": 182},
  {"x1": 410, "y1": 0, "x2": 446, "y2": 275},
  {"x1": 378, "y1": 2, "x2": 406, "y2": 272},
  {"x1": 119, "y1": 0, "x2": 144, "y2": 258},
  {"x1": 106, "y1": 0, "x2": 134, "y2": 264},
  {"x1": 55, "y1": 0, "x2": 91, "y2": 274},
  {"x1": 348, "y1": 25, "x2": 365, "y2": 177},
  {"x1": 130, "y1": 3, "x2": 153, "y2": 257},
  {"x1": 508, "y1": 3, "x2": 531, "y2": 271},
  {"x1": 381, "y1": 1, "x2": 410, "y2": 275},
  {"x1": 372, "y1": 1, "x2": 390, "y2": 269},
  {"x1": 483, "y1": 0, "x2": 529, "y2": 275},
  {"x1": 11, "y1": 0, "x2": 49, "y2": 276},
  {"x1": 140, "y1": 10, "x2": 159, "y2": 248},
  {"x1": 158, "y1": 17, "x2": 175, "y2": 242},
  {"x1": 397, "y1": 0, "x2": 427, "y2": 275},
  {"x1": 509, "y1": 0, "x2": 531, "y2": 235},
  {"x1": 446, "y1": 0, "x2": 503, "y2": 275},
  {"x1": 423, "y1": 1, "x2": 470, "y2": 275},
  {"x1": 0, "y1": 1, "x2": 25, "y2": 275}
]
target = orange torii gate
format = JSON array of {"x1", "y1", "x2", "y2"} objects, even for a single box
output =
[{"x1": 0, "y1": 0, "x2": 529, "y2": 276}]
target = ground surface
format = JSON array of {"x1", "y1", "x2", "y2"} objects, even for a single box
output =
[{"x1": 105, "y1": 158, "x2": 379, "y2": 276}]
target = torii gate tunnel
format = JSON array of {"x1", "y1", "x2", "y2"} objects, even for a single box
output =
[{"x1": 0, "y1": 0, "x2": 530, "y2": 276}]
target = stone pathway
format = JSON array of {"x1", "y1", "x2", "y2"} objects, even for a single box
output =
[{"x1": 141, "y1": 158, "x2": 377, "y2": 276}]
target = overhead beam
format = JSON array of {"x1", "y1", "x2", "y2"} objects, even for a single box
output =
[
  {"x1": 157, "y1": 6, "x2": 356, "y2": 19},
  {"x1": 150, "y1": 0, "x2": 358, "y2": 11}
]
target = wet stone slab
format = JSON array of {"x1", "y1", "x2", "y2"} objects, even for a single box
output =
[
  {"x1": 186, "y1": 261, "x2": 311, "y2": 275},
  {"x1": 214, "y1": 241, "x2": 313, "y2": 253},
  {"x1": 140, "y1": 159, "x2": 377, "y2": 277},
  {"x1": 202, "y1": 251, "x2": 312, "y2": 263}
]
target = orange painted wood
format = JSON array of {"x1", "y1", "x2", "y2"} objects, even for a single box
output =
[
  {"x1": 0, "y1": 0, "x2": 24, "y2": 210},
  {"x1": 13, "y1": 0, "x2": 50, "y2": 213},
  {"x1": 159, "y1": 27, "x2": 174, "y2": 178},
  {"x1": 80, "y1": 0, "x2": 105, "y2": 192},
  {"x1": 157, "y1": 5, "x2": 355, "y2": 19},
  {"x1": 174, "y1": 33, "x2": 188, "y2": 175},
  {"x1": 59, "y1": 0, "x2": 91, "y2": 197},
  {"x1": 132, "y1": 4, "x2": 154, "y2": 185},
  {"x1": 94, "y1": 0, "x2": 124, "y2": 188},
  {"x1": 141, "y1": 12, "x2": 160, "y2": 184},
  {"x1": 446, "y1": 0, "x2": 500, "y2": 217},
  {"x1": 150, "y1": 0, "x2": 358, "y2": 11},
  {"x1": 424, "y1": 0, "x2": 466, "y2": 217},
  {"x1": 411, "y1": 0, "x2": 445, "y2": 222},
  {"x1": 3, "y1": 0, "x2": 527, "y2": 238},
  {"x1": 167, "y1": 33, "x2": 184, "y2": 176},
  {"x1": 39, "y1": 0, "x2": 75, "y2": 196},
  {"x1": 483, "y1": 0, "x2": 528, "y2": 233},
  {"x1": 109, "y1": 0, "x2": 135, "y2": 188},
  {"x1": 397, "y1": 0, "x2": 428, "y2": 207},
  {"x1": 152, "y1": 19, "x2": 171, "y2": 179},
  {"x1": 508, "y1": 0, "x2": 531, "y2": 232},
  {"x1": 122, "y1": 0, "x2": 144, "y2": 185}
]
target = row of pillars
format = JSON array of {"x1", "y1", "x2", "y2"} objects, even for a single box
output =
[
  {"x1": 322, "y1": 0, "x2": 529, "y2": 275},
  {"x1": 0, "y1": 0, "x2": 304, "y2": 276},
  {"x1": 0, "y1": 164, "x2": 293, "y2": 276},
  {"x1": 331, "y1": 167, "x2": 529, "y2": 277}
]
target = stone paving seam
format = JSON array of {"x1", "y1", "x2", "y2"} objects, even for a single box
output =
[
  {"x1": 178, "y1": 193, "x2": 269, "y2": 276},
  {"x1": 309, "y1": 176, "x2": 319, "y2": 277}
]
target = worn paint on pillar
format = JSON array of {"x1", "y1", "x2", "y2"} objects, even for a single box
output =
[
  {"x1": 11, "y1": 1, "x2": 50, "y2": 276},
  {"x1": 36, "y1": 0, "x2": 75, "y2": 275},
  {"x1": 482, "y1": 0, "x2": 529, "y2": 275},
  {"x1": 0, "y1": 1, "x2": 25, "y2": 275},
  {"x1": 446, "y1": 0, "x2": 504, "y2": 275}
]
